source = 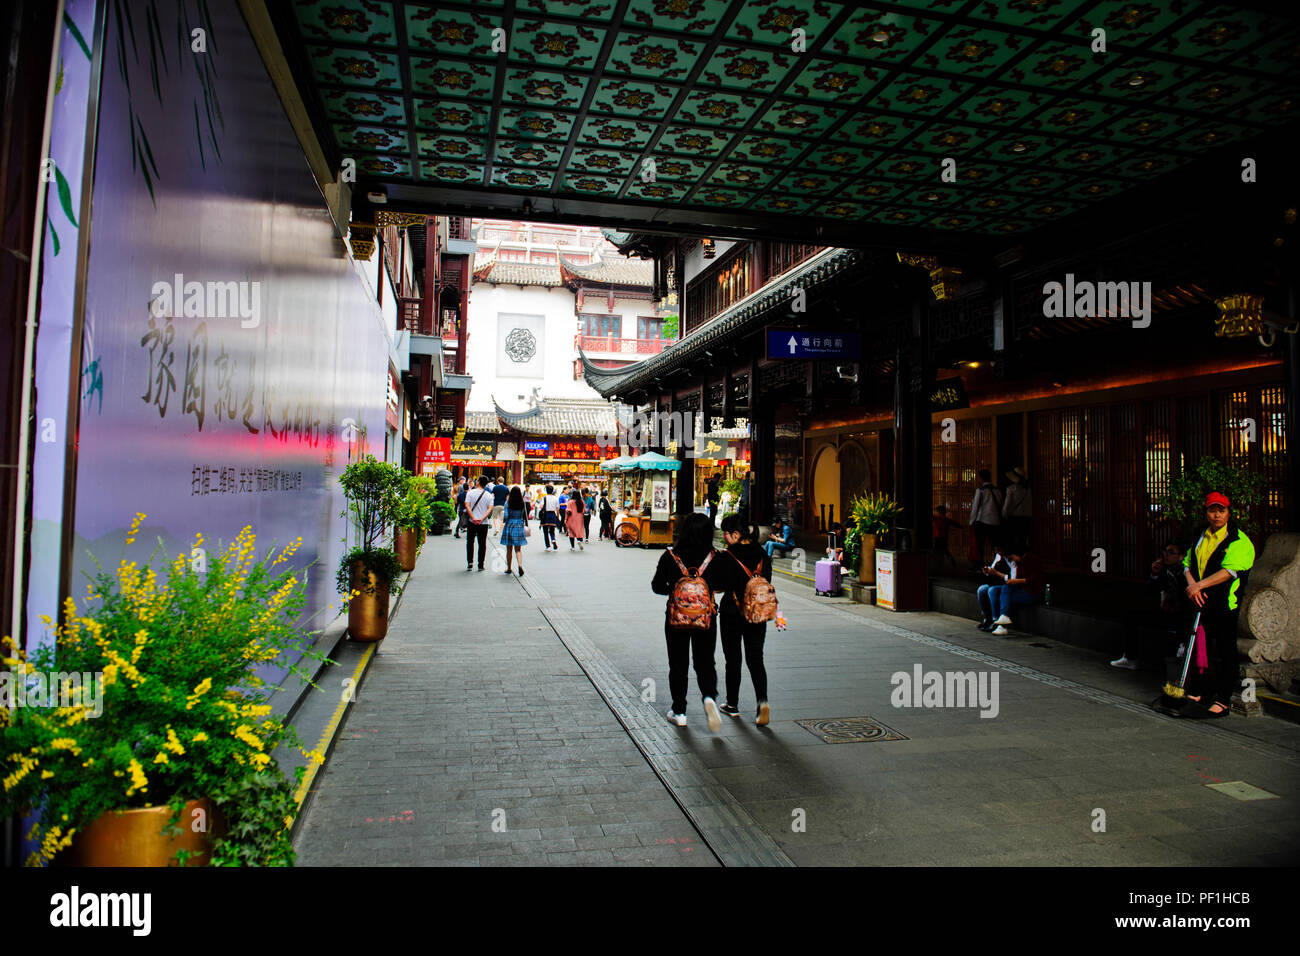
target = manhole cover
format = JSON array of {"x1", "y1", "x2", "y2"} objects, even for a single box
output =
[
  {"x1": 795, "y1": 716, "x2": 908, "y2": 744},
  {"x1": 1205, "y1": 780, "x2": 1279, "y2": 801}
]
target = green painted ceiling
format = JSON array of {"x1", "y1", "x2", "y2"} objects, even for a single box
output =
[{"x1": 282, "y1": 0, "x2": 1300, "y2": 241}]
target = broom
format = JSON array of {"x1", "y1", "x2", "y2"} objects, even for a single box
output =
[{"x1": 1162, "y1": 611, "x2": 1202, "y2": 700}]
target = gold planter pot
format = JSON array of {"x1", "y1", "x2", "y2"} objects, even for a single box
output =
[
  {"x1": 858, "y1": 533, "x2": 877, "y2": 584},
  {"x1": 395, "y1": 528, "x2": 418, "y2": 571},
  {"x1": 348, "y1": 561, "x2": 390, "y2": 643},
  {"x1": 63, "y1": 798, "x2": 221, "y2": 867}
]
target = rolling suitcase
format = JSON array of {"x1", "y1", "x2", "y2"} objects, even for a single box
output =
[{"x1": 815, "y1": 533, "x2": 842, "y2": 596}]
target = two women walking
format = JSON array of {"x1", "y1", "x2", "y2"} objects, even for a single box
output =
[{"x1": 650, "y1": 512, "x2": 774, "y2": 731}]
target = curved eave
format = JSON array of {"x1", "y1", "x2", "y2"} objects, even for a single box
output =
[{"x1": 582, "y1": 246, "x2": 866, "y2": 398}]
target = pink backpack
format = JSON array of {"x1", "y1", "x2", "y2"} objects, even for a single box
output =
[{"x1": 666, "y1": 549, "x2": 716, "y2": 630}]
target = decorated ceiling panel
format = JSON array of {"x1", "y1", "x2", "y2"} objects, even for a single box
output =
[{"x1": 283, "y1": 0, "x2": 1300, "y2": 240}]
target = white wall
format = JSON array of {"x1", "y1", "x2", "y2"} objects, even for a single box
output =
[
  {"x1": 682, "y1": 239, "x2": 737, "y2": 286},
  {"x1": 465, "y1": 281, "x2": 603, "y2": 411}
]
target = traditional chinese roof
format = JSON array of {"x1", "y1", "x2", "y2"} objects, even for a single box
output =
[
  {"x1": 583, "y1": 246, "x2": 867, "y2": 398},
  {"x1": 558, "y1": 253, "x2": 653, "y2": 290},
  {"x1": 492, "y1": 396, "x2": 618, "y2": 437},
  {"x1": 464, "y1": 411, "x2": 502, "y2": 434},
  {"x1": 472, "y1": 255, "x2": 564, "y2": 287}
]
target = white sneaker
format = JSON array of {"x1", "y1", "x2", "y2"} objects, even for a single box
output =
[
  {"x1": 1110, "y1": 656, "x2": 1139, "y2": 670},
  {"x1": 756, "y1": 701, "x2": 771, "y2": 727},
  {"x1": 992, "y1": 625, "x2": 1008, "y2": 636},
  {"x1": 993, "y1": 615, "x2": 1012, "y2": 626},
  {"x1": 666, "y1": 709, "x2": 687, "y2": 727},
  {"x1": 579, "y1": 541, "x2": 584, "y2": 551},
  {"x1": 703, "y1": 697, "x2": 722, "y2": 733}
]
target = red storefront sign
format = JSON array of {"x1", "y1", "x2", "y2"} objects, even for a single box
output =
[{"x1": 417, "y1": 437, "x2": 451, "y2": 474}]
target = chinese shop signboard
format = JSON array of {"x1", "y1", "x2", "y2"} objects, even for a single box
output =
[{"x1": 417, "y1": 437, "x2": 451, "y2": 473}]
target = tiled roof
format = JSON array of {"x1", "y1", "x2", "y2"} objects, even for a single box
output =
[
  {"x1": 583, "y1": 247, "x2": 867, "y2": 398},
  {"x1": 464, "y1": 411, "x2": 501, "y2": 434},
  {"x1": 493, "y1": 397, "x2": 617, "y2": 437},
  {"x1": 472, "y1": 255, "x2": 564, "y2": 287},
  {"x1": 559, "y1": 254, "x2": 652, "y2": 289}
]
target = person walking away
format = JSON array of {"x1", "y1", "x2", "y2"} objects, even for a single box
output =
[
  {"x1": 1173, "y1": 492, "x2": 1254, "y2": 718},
  {"x1": 565, "y1": 488, "x2": 586, "y2": 550},
  {"x1": 968, "y1": 469, "x2": 1004, "y2": 564},
  {"x1": 933, "y1": 504, "x2": 957, "y2": 568},
  {"x1": 718, "y1": 515, "x2": 774, "y2": 726},
  {"x1": 1112, "y1": 539, "x2": 1186, "y2": 670},
  {"x1": 706, "y1": 473, "x2": 721, "y2": 526},
  {"x1": 1002, "y1": 467, "x2": 1032, "y2": 549},
  {"x1": 739, "y1": 472, "x2": 752, "y2": 524},
  {"x1": 652, "y1": 513, "x2": 726, "y2": 731},
  {"x1": 454, "y1": 480, "x2": 469, "y2": 539},
  {"x1": 463, "y1": 476, "x2": 493, "y2": 571},
  {"x1": 583, "y1": 486, "x2": 595, "y2": 541},
  {"x1": 539, "y1": 484, "x2": 560, "y2": 551},
  {"x1": 491, "y1": 476, "x2": 509, "y2": 534},
  {"x1": 500, "y1": 485, "x2": 529, "y2": 577},
  {"x1": 598, "y1": 492, "x2": 614, "y2": 540}
]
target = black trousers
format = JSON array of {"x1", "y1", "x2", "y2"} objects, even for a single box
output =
[
  {"x1": 719, "y1": 614, "x2": 767, "y2": 706},
  {"x1": 464, "y1": 523, "x2": 488, "y2": 568},
  {"x1": 665, "y1": 622, "x2": 718, "y2": 713},
  {"x1": 541, "y1": 523, "x2": 556, "y2": 548},
  {"x1": 971, "y1": 521, "x2": 1000, "y2": 559},
  {"x1": 599, "y1": 514, "x2": 612, "y2": 538},
  {"x1": 1186, "y1": 607, "x2": 1241, "y2": 705},
  {"x1": 583, "y1": 513, "x2": 591, "y2": 539}
]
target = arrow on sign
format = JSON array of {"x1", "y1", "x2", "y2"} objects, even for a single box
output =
[{"x1": 788, "y1": 335, "x2": 798, "y2": 355}]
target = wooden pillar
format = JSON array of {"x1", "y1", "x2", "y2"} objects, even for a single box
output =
[{"x1": 456, "y1": 284, "x2": 469, "y2": 375}]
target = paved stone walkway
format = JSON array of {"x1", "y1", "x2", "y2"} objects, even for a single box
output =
[{"x1": 295, "y1": 525, "x2": 1300, "y2": 866}]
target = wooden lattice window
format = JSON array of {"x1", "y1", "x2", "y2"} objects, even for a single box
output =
[{"x1": 931, "y1": 416, "x2": 993, "y2": 560}]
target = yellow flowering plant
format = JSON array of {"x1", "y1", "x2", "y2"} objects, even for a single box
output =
[{"x1": 0, "y1": 517, "x2": 329, "y2": 866}]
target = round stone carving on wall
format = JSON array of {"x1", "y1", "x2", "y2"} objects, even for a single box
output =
[{"x1": 505, "y1": 328, "x2": 537, "y2": 363}]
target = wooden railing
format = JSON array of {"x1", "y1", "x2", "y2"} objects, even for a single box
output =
[
  {"x1": 397, "y1": 297, "x2": 426, "y2": 334},
  {"x1": 580, "y1": 335, "x2": 671, "y2": 354}
]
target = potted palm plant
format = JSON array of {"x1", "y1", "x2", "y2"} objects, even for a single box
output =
[
  {"x1": 337, "y1": 456, "x2": 406, "y2": 642},
  {"x1": 847, "y1": 492, "x2": 902, "y2": 584},
  {"x1": 0, "y1": 515, "x2": 327, "y2": 866}
]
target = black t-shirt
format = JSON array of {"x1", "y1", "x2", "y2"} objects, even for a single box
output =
[
  {"x1": 717, "y1": 542, "x2": 772, "y2": 619},
  {"x1": 651, "y1": 546, "x2": 725, "y2": 602}
]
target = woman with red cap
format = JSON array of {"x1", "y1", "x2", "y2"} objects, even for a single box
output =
[{"x1": 1175, "y1": 491, "x2": 1255, "y2": 718}]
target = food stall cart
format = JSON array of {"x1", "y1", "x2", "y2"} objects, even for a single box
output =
[
  {"x1": 599, "y1": 456, "x2": 634, "y2": 514},
  {"x1": 611, "y1": 452, "x2": 679, "y2": 547}
]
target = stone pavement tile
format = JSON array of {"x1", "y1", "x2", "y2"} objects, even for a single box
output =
[{"x1": 298, "y1": 528, "x2": 1300, "y2": 867}]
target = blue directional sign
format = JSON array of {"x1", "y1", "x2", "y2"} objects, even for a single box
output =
[{"x1": 766, "y1": 329, "x2": 860, "y2": 360}]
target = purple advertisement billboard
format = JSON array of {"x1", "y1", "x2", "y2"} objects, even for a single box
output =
[{"x1": 28, "y1": 0, "x2": 391, "y2": 676}]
